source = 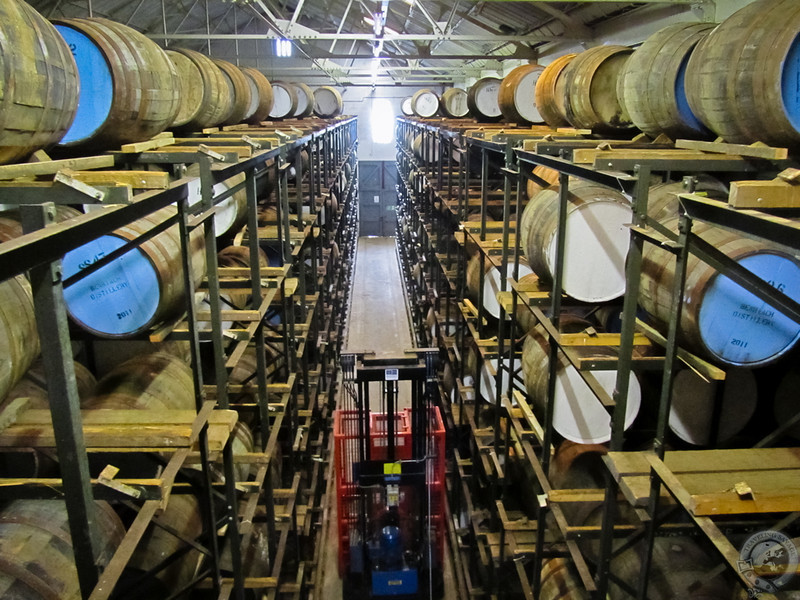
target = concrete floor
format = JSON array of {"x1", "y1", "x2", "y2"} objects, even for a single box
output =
[
  {"x1": 317, "y1": 237, "x2": 456, "y2": 600},
  {"x1": 345, "y1": 236, "x2": 414, "y2": 354}
]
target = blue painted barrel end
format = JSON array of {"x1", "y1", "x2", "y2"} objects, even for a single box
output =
[
  {"x1": 782, "y1": 32, "x2": 800, "y2": 133},
  {"x1": 675, "y1": 52, "x2": 710, "y2": 137},
  {"x1": 54, "y1": 24, "x2": 114, "y2": 145},
  {"x1": 698, "y1": 253, "x2": 800, "y2": 366},
  {"x1": 63, "y1": 236, "x2": 159, "y2": 336}
]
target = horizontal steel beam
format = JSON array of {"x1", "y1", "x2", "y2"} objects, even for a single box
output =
[
  {"x1": 212, "y1": 53, "x2": 516, "y2": 60},
  {"x1": 242, "y1": 65, "x2": 483, "y2": 72},
  {"x1": 506, "y1": 0, "x2": 699, "y2": 2},
  {"x1": 147, "y1": 32, "x2": 569, "y2": 42}
]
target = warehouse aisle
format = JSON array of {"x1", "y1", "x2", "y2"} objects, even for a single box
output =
[
  {"x1": 345, "y1": 236, "x2": 414, "y2": 353},
  {"x1": 319, "y1": 236, "x2": 458, "y2": 599}
]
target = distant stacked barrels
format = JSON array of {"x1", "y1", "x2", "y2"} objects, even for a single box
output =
[
  {"x1": 167, "y1": 48, "x2": 233, "y2": 129},
  {"x1": 270, "y1": 81, "x2": 299, "y2": 119},
  {"x1": 535, "y1": 54, "x2": 576, "y2": 128},
  {"x1": 314, "y1": 86, "x2": 344, "y2": 118},
  {"x1": 411, "y1": 89, "x2": 440, "y2": 118},
  {"x1": 292, "y1": 82, "x2": 315, "y2": 118},
  {"x1": 0, "y1": 0, "x2": 342, "y2": 163},
  {"x1": 214, "y1": 58, "x2": 254, "y2": 126},
  {"x1": 498, "y1": 64, "x2": 546, "y2": 124},
  {"x1": 467, "y1": 77, "x2": 503, "y2": 122},
  {"x1": 563, "y1": 46, "x2": 634, "y2": 133},
  {"x1": 524, "y1": 0, "x2": 800, "y2": 144},
  {"x1": 241, "y1": 68, "x2": 275, "y2": 123},
  {"x1": 440, "y1": 88, "x2": 470, "y2": 118}
]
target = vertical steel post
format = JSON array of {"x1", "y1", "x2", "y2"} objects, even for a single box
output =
[{"x1": 22, "y1": 204, "x2": 100, "y2": 600}]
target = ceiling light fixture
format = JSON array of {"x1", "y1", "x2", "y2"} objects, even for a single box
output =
[{"x1": 275, "y1": 38, "x2": 292, "y2": 57}]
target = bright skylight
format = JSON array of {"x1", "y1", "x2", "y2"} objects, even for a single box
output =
[{"x1": 371, "y1": 98, "x2": 394, "y2": 144}]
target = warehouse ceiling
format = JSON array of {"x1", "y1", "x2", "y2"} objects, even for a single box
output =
[{"x1": 29, "y1": 0, "x2": 707, "y2": 85}]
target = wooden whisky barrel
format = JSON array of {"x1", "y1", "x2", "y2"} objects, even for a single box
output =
[
  {"x1": 213, "y1": 59, "x2": 252, "y2": 126},
  {"x1": 524, "y1": 164, "x2": 560, "y2": 201},
  {"x1": 85, "y1": 352, "x2": 194, "y2": 410},
  {"x1": 292, "y1": 82, "x2": 314, "y2": 118},
  {"x1": 645, "y1": 176, "x2": 728, "y2": 224},
  {"x1": 535, "y1": 54, "x2": 577, "y2": 128},
  {"x1": 313, "y1": 86, "x2": 343, "y2": 118},
  {"x1": 400, "y1": 97, "x2": 414, "y2": 116},
  {"x1": 640, "y1": 219, "x2": 800, "y2": 366},
  {"x1": 166, "y1": 48, "x2": 232, "y2": 129},
  {"x1": 540, "y1": 558, "x2": 589, "y2": 600},
  {"x1": 467, "y1": 254, "x2": 534, "y2": 319},
  {"x1": 669, "y1": 367, "x2": 757, "y2": 446},
  {"x1": 411, "y1": 134, "x2": 439, "y2": 163},
  {"x1": 269, "y1": 81, "x2": 299, "y2": 119},
  {"x1": 0, "y1": 0, "x2": 78, "y2": 164},
  {"x1": 411, "y1": 89, "x2": 440, "y2": 118},
  {"x1": 185, "y1": 166, "x2": 249, "y2": 237},
  {"x1": 467, "y1": 77, "x2": 503, "y2": 122},
  {"x1": 53, "y1": 18, "x2": 179, "y2": 150},
  {"x1": 241, "y1": 68, "x2": 274, "y2": 123},
  {"x1": 524, "y1": 181, "x2": 632, "y2": 302},
  {"x1": 165, "y1": 49, "x2": 204, "y2": 128},
  {"x1": 3, "y1": 360, "x2": 96, "y2": 410},
  {"x1": 519, "y1": 169, "x2": 561, "y2": 255},
  {"x1": 0, "y1": 276, "x2": 39, "y2": 403},
  {"x1": 499, "y1": 64, "x2": 547, "y2": 124},
  {"x1": 0, "y1": 206, "x2": 82, "y2": 243},
  {"x1": 61, "y1": 207, "x2": 205, "y2": 338},
  {"x1": 522, "y1": 329, "x2": 641, "y2": 444},
  {"x1": 217, "y1": 244, "x2": 269, "y2": 309},
  {"x1": 0, "y1": 500, "x2": 124, "y2": 600},
  {"x1": 126, "y1": 495, "x2": 202, "y2": 596},
  {"x1": 440, "y1": 88, "x2": 469, "y2": 118},
  {"x1": 620, "y1": 23, "x2": 715, "y2": 140},
  {"x1": 563, "y1": 46, "x2": 634, "y2": 133},
  {"x1": 685, "y1": 0, "x2": 800, "y2": 146}
]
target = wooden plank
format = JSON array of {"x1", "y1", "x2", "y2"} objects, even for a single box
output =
[
  {"x1": 559, "y1": 332, "x2": 651, "y2": 347},
  {"x1": 195, "y1": 577, "x2": 278, "y2": 590},
  {"x1": 608, "y1": 448, "x2": 800, "y2": 478},
  {"x1": 608, "y1": 449, "x2": 800, "y2": 512},
  {"x1": 0, "y1": 409, "x2": 237, "y2": 449},
  {"x1": 66, "y1": 170, "x2": 170, "y2": 189},
  {"x1": 606, "y1": 451, "x2": 651, "y2": 481},
  {"x1": 0, "y1": 155, "x2": 115, "y2": 179},
  {"x1": 154, "y1": 145, "x2": 252, "y2": 159},
  {"x1": 666, "y1": 448, "x2": 800, "y2": 473},
  {"x1": 119, "y1": 135, "x2": 175, "y2": 153},
  {"x1": 690, "y1": 484, "x2": 800, "y2": 516},
  {"x1": 0, "y1": 477, "x2": 165, "y2": 500},
  {"x1": 11, "y1": 408, "x2": 237, "y2": 426},
  {"x1": 547, "y1": 488, "x2": 606, "y2": 503},
  {"x1": 729, "y1": 179, "x2": 800, "y2": 208},
  {"x1": 618, "y1": 475, "x2": 675, "y2": 507},
  {"x1": 89, "y1": 500, "x2": 160, "y2": 600},
  {"x1": 572, "y1": 148, "x2": 746, "y2": 165},
  {"x1": 675, "y1": 139, "x2": 788, "y2": 160}
]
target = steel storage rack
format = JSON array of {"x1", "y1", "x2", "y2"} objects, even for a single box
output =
[
  {"x1": 0, "y1": 117, "x2": 358, "y2": 600},
  {"x1": 395, "y1": 115, "x2": 800, "y2": 599}
]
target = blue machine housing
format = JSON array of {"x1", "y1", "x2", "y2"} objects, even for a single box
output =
[{"x1": 372, "y1": 569, "x2": 419, "y2": 596}]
